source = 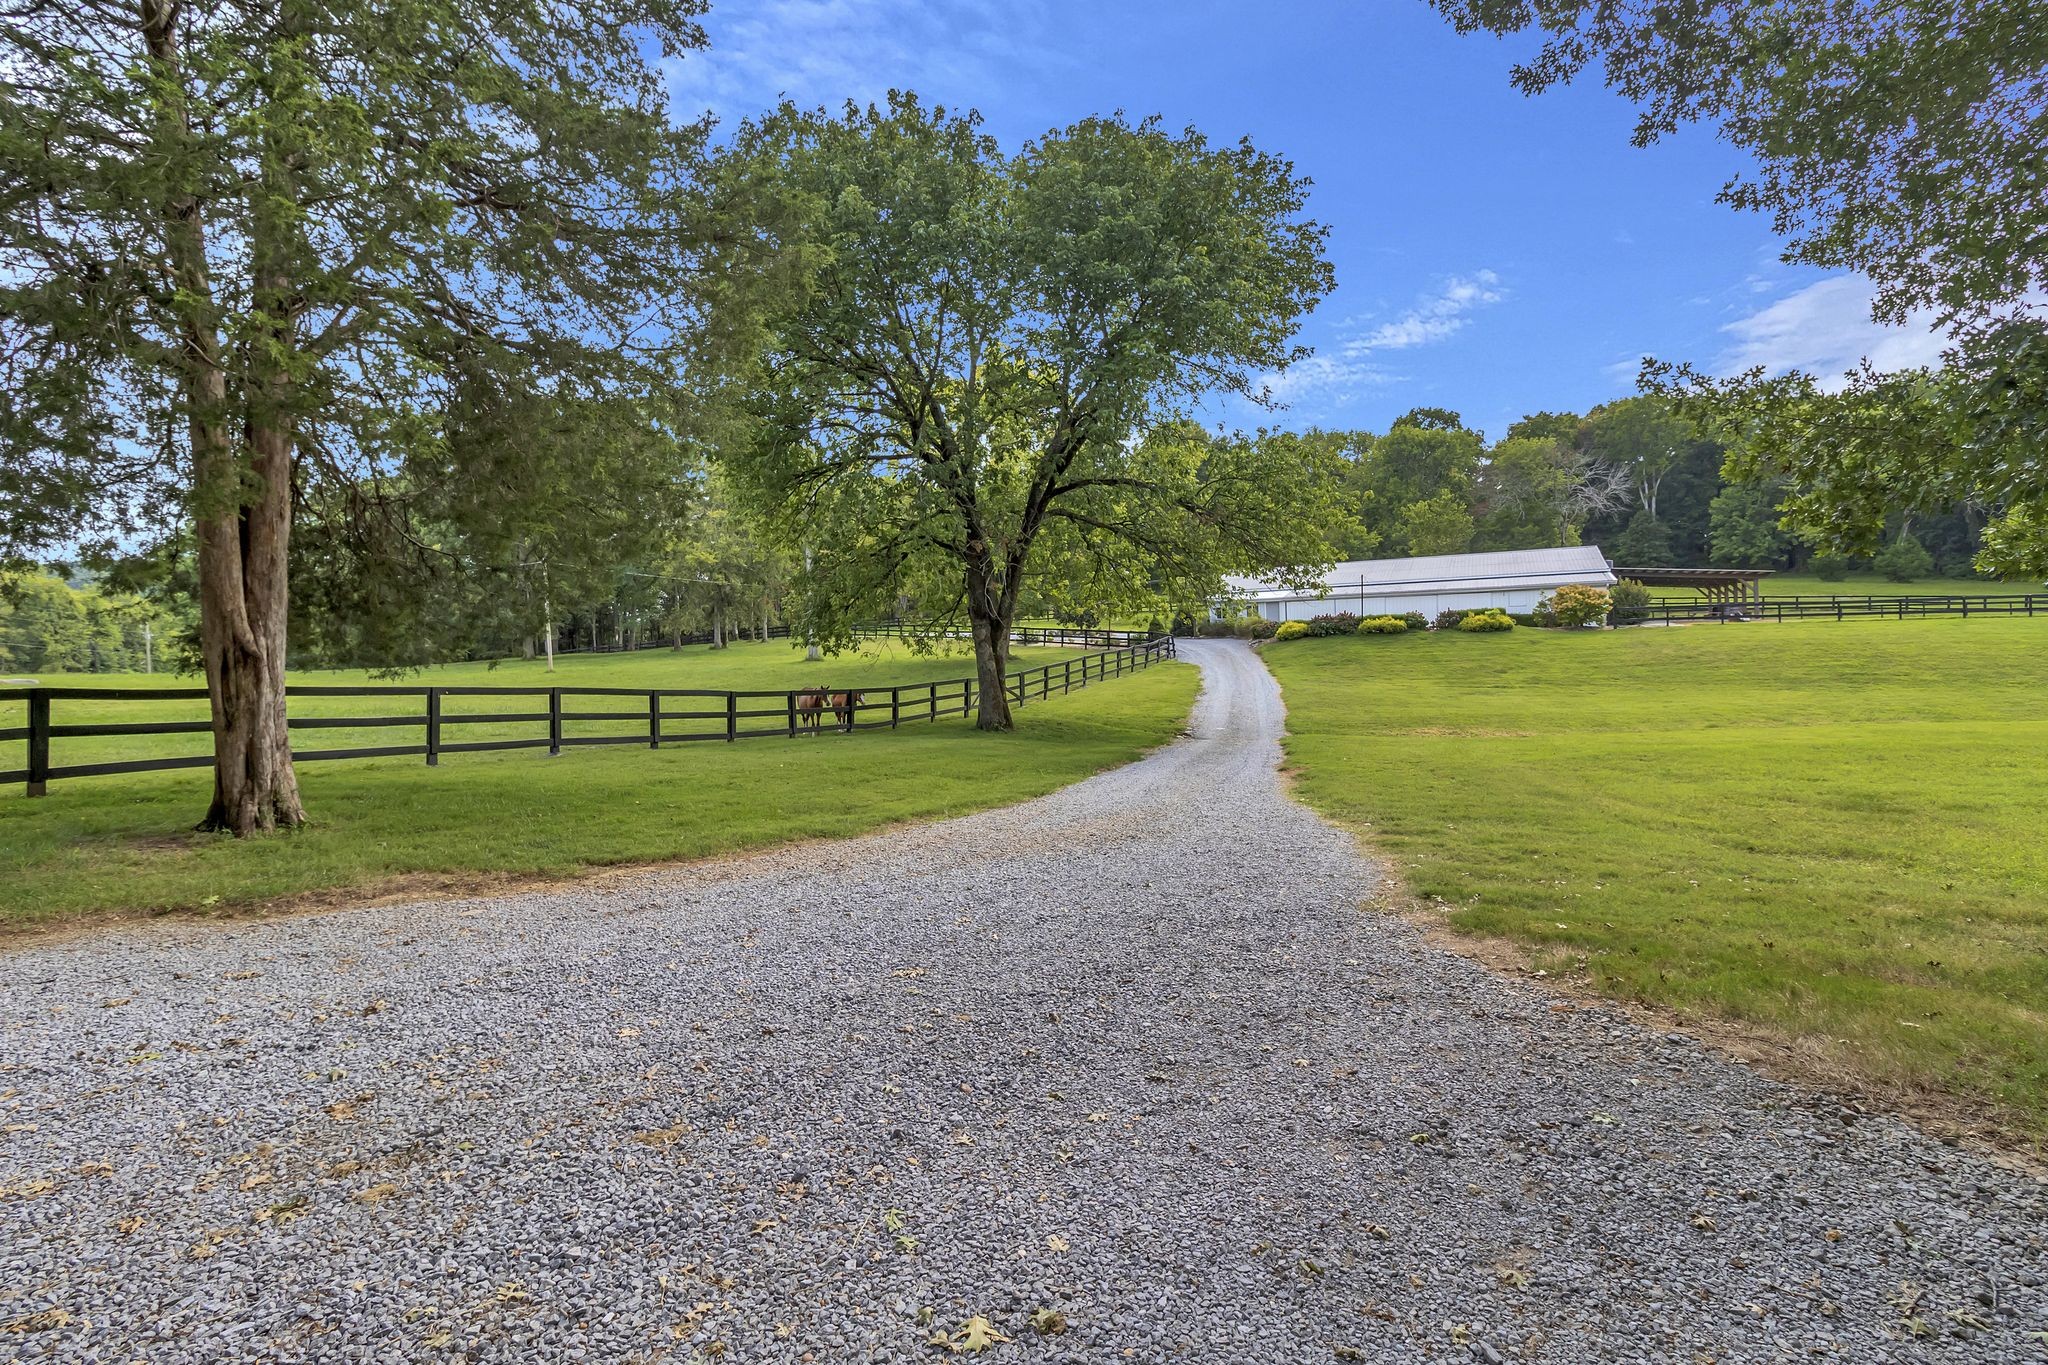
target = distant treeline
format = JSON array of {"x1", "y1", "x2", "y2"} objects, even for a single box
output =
[
  {"x1": 1309, "y1": 397, "x2": 1994, "y2": 578},
  {"x1": 0, "y1": 575, "x2": 184, "y2": 676}
]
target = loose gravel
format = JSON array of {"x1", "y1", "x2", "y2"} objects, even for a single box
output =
[{"x1": 3, "y1": 640, "x2": 2044, "y2": 1364}]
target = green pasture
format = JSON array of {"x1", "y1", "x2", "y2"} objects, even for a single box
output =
[
  {"x1": 1264, "y1": 618, "x2": 2048, "y2": 1143},
  {"x1": 0, "y1": 642, "x2": 1196, "y2": 929}
]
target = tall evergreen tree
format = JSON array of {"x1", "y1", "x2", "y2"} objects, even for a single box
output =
[{"x1": 0, "y1": 0, "x2": 709, "y2": 830}]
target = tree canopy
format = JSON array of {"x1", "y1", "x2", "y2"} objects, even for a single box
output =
[
  {"x1": 0, "y1": 0, "x2": 710, "y2": 828},
  {"x1": 700, "y1": 94, "x2": 1346, "y2": 728}
]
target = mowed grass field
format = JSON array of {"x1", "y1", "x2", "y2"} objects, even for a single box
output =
[
  {"x1": 0, "y1": 641, "x2": 1197, "y2": 929},
  {"x1": 1263, "y1": 619, "x2": 2048, "y2": 1143}
]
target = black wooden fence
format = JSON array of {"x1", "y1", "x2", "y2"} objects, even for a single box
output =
[
  {"x1": 1614, "y1": 593, "x2": 2048, "y2": 627},
  {"x1": 0, "y1": 636, "x2": 1177, "y2": 796}
]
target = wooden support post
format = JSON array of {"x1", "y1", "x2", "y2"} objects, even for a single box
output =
[
  {"x1": 787, "y1": 691, "x2": 798, "y2": 737},
  {"x1": 726, "y1": 692, "x2": 738, "y2": 742},
  {"x1": 548, "y1": 688, "x2": 562, "y2": 755},
  {"x1": 26, "y1": 689, "x2": 49, "y2": 797},
  {"x1": 425, "y1": 688, "x2": 441, "y2": 766},
  {"x1": 890, "y1": 688, "x2": 900, "y2": 728},
  {"x1": 929, "y1": 681, "x2": 938, "y2": 722},
  {"x1": 649, "y1": 692, "x2": 662, "y2": 749}
]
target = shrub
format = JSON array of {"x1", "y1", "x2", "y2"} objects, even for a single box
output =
[
  {"x1": 1401, "y1": 611, "x2": 1428, "y2": 631},
  {"x1": 1193, "y1": 618, "x2": 1234, "y2": 638},
  {"x1": 1273, "y1": 620, "x2": 1311, "y2": 641},
  {"x1": 1358, "y1": 615, "x2": 1409, "y2": 635},
  {"x1": 1144, "y1": 616, "x2": 1168, "y2": 639},
  {"x1": 1306, "y1": 612, "x2": 1359, "y2": 637},
  {"x1": 1457, "y1": 609, "x2": 1515, "y2": 633},
  {"x1": 1434, "y1": 608, "x2": 1469, "y2": 630},
  {"x1": 1808, "y1": 553, "x2": 1850, "y2": 581},
  {"x1": 1541, "y1": 583, "x2": 1613, "y2": 628},
  {"x1": 1234, "y1": 616, "x2": 1277, "y2": 640},
  {"x1": 1874, "y1": 532, "x2": 1935, "y2": 582},
  {"x1": 1610, "y1": 578, "x2": 1652, "y2": 626},
  {"x1": 1509, "y1": 611, "x2": 1547, "y2": 628}
]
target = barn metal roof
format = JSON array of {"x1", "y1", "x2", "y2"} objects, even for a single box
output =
[{"x1": 1227, "y1": 545, "x2": 1617, "y2": 598}]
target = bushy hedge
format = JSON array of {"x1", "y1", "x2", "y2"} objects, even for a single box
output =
[
  {"x1": 1306, "y1": 612, "x2": 1359, "y2": 637},
  {"x1": 1401, "y1": 611, "x2": 1428, "y2": 631},
  {"x1": 1358, "y1": 615, "x2": 1408, "y2": 634},
  {"x1": 1609, "y1": 578, "x2": 1652, "y2": 626},
  {"x1": 1273, "y1": 620, "x2": 1311, "y2": 641},
  {"x1": 1236, "y1": 616, "x2": 1277, "y2": 639},
  {"x1": 1457, "y1": 609, "x2": 1515, "y2": 633},
  {"x1": 1434, "y1": 608, "x2": 1470, "y2": 630},
  {"x1": 1540, "y1": 583, "x2": 1613, "y2": 628},
  {"x1": 1194, "y1": 615, "x2": 1276, "y2": 639}
]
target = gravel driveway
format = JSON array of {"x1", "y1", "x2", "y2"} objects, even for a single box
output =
[{"x1": 3, "y1": 640, "x2": 2043, "y2": 1364}]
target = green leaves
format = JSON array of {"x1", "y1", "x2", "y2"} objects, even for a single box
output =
[{"x1": 699, "y1": 94, "x2": 1345, "y2": 650}]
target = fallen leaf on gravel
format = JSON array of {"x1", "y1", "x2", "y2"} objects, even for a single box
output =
[
  {"x1": 929, "y1": 1316, "x2": 1010, "y2": 1352},
  {"x1": 1691, "y1": 1213, "x2": 1717, "y2": 1232},
  {"x1": 115, "y1": 1215, "x2": 144, "y2": 1235},
  {"x1": 100, "y1": 998, "x2": 131, "y2": 1008},
  {"x1": 356, "y1": 1182, "x2": 400, "y2": 1202},
  {"x1": 1335, "y1": 1348, "x2": 1366, "y2": 1361},
  {"x1": 1046, "y1": 1235, "x2": 1069, "y2": 1253},
  {"x1": 239, "y1": 1171, "x2": 272, "y2": 1191},
  {"x1": 630, "y1": 1123, "x2": 688, "y2": 1149},
  {"x1": 617, "y1": 1027, "x2": 641, "y2": 1039},
  {"x1": 1364, "y1": 1223, "x2": 1390, "y2": 1241},
  {"x1": 1029, "y1": 1307, "x2": 1067, "y2": 1335}
]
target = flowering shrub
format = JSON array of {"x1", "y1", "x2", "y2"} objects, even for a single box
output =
[
  {"x1": 1273, "y1": 620, "x2": 1311, "y2": 641},
  {"x1": 1306, "y1": 612, "x2": 1360, "y2": 637},
  {"x1": 1434, "y1": 608, "x2": 1470, "y2": 630},
  {"x1": 1358, "y1": 615, "x2": 1409, "y2": 634},
  {"x1": 1457, "y1": 609, "x2": 1515, "y2": 633},
  {"x1": 1539, "y1": 583, "x2": 1613, "y2": 628}
]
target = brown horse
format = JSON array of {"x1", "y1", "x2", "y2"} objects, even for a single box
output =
[
  {"x1": 829, "y1": 690, "x2": 864, "y2": 732},
  {"x1": 794, "y1": 687, "x2": 827, "y2": 735}
]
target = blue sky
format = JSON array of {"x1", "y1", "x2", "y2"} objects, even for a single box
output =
[{"x1": 665, "y1": 0, "x2": 1947, "y2": 443}]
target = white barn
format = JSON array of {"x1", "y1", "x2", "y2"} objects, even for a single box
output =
[{"x1": 1226, "y1": 546, "x2": 1618, "y2": 623}]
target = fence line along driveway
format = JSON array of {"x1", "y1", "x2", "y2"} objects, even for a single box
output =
[
  {"x1": 1, "y1": 640, "x2": 2042, "y2": 1363},
  {"x1": 0, "y1": 633, "x2": 1174, "y2": 796}
]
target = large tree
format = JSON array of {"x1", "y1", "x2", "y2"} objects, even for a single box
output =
[
  {"x1": 701, "y1": 95, "x2": 1344, "y2": 729},
  {"x1": 1, "y1": 0, "x2": 706, "y2": 831},
  {"x1": 1431, "y1": 0, "x2": 2048, "y2": 575}
]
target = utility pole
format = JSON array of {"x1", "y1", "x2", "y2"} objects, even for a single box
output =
[{"x1": 803, "y1": 546, "x2": 821, "y2": 661}]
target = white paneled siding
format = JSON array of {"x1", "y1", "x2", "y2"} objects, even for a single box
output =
[{"x1": 1227, "y1": 547, "x2": 1617, "y2": 622}]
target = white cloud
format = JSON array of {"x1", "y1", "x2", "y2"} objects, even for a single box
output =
[
  {"x1": 668, "y1": 0, "x2": 1056, "y2": 120},
  {"x1": 1717, "y1": 275, "x2": 1949, "y2": 388},
  {"x1": 1256, "y1": 354, "x2": 1398, "y2": 409},
  {"x1": 1344, "y1": 270, "x2": 1504, "y2": 354}
]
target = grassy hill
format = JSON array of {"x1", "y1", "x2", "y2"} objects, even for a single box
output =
[{"x1": 1264, "y1": 618, "x2": 2048, "y2": 1146}]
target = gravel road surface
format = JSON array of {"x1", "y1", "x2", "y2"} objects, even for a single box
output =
[{"x1": 3, "y1": 640, "x2": 2043, "y2": 1364}]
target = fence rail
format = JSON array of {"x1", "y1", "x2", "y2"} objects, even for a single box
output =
[
  {"x1": 0, "y1": 636, "x2": 1177, "y2": 796},
  {"x1": 1615, "y1": 594, "x2": 2048, "y2": 627}
]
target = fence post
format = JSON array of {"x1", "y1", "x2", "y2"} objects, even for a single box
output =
[
  {"x1": 649, "y1": 692, "x2": 662, "y2": 749},
  {"x1": 890, "y1": 687, "x2": 900, "y2": 728},
  {"x1": 1064, "y1": 658, "x2": 1073, "y2": 693},
  {"x1": 25, "y1": 688, "x2": 49, "y2": 797},
  {"x1": 787, "y1": 691, "x2": 798, "y2": 738},
  {"x1": 548, "y1": 688, "x2": 562, "y2": 756},
  {"x1": 425, "y1": 688, "x2": 441, "y2": 766},
  {"x1": 726, "y1": 692, "x2": 737, "y2": 742}
]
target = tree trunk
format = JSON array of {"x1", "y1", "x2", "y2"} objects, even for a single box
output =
[
  {"x1": 965, "y1": 563, "x2": 1013, "y2": 731},
  {"x1": 146, "y1": 0, "x2": 303, "y2": 834},
  {"x1": 196, "y1": 410, "x2": 304, "y2": 834}
]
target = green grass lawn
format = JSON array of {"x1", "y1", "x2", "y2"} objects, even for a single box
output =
[
  {"x1": 0, "y1": 643, "x2": 1196, "y2": 930},
  {"x1": 1263, "y1": 619, "x2": 2048, "y2": 1143},
  {"x1": 1643, "y1": 570, "x2": 2043, "y2": 599}
]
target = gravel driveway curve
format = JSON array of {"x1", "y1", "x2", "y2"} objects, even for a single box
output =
[{"x1": 3, "y1": 640, "x2": 2043, "y2": 1364}]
